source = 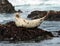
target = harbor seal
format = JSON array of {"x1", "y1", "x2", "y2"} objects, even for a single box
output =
[{"x1": 14, "y1": 12, "x2": 49, "y2": 28}]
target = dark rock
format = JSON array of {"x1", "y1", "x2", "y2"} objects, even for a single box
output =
[
  {"x1": 27, "y1": 10, "x2": 60, "y2": 21},
  {"x1": 0, "y1": 21, "x2": 53, "y2": 41},
  {"x1": 57, "y1": 31, "x2": 60, "y2": 35},
  {"x1": 17, "y1": 10, "x2": 23, "y2": 13},
  {"x1": 0, "y1": 0, "x2": 22, "y2": 13},
  {"x1": 27, "y1": 10, "x2": 47, "y2": 19},
  {"x1": 46, "y1": 10, "x2": 58, "y2": 21}
]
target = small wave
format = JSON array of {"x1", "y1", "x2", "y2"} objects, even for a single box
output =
[{"x1": 8, "y1": 0, "x2": 60, "y2": 6}]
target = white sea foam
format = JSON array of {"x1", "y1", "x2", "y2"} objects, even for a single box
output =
[{"x1": 8, "y1": 0, "x2": 60, "y2": 6}]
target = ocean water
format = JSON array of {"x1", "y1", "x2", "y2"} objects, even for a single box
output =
[{"x1": 0, "y1": 0, "x2": 60, "y2": 46}]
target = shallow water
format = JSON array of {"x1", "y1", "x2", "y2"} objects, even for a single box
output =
[{"x1": 0, "y1": 37, "x2": 60, "y2": 46}]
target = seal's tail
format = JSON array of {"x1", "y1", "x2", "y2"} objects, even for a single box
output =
[
  {"x1": 41, "y1": 11, "x2": 49, "y2": 19},
  {"x1": 40, "y1": 11, "x2": 50, "y2": 21}
]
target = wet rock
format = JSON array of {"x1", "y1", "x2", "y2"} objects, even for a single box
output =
[
  {"x1": 27, "y1": 10, "x2": 60, "y2": 21},
  {"x1": 57, "y1": 31, "x2": 60, "y2": 35},
  {"x1": 27, "y1": 10, "x2": 47, "y2": 19},
  {"x1": 0, "y1": 21, "x2": 53, "y2": 41},
  {"x1": 0, "y1": 0, "x2": 22, "y2": 13},
  {"x1": 46, "y1": 10, "x2": 58, "y2": 21},
  {"x1": 15, "y1": 9, "x2": 23, "y2": 13}
]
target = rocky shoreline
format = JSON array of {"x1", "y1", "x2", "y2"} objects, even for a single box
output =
[
  {"x1": 0, "y1": 21, "x2": 53, "y2": 41},
  {"x1": 27, "y1": 10, "x2": 60, "y2": 21},
  {"x1": 0, "y1": 0, "x2": 22, "y2": 13}
]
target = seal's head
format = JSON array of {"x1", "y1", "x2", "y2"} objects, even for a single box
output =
[{"x1": 15, "y1": 13, "x2": 20, "y2": 18}]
